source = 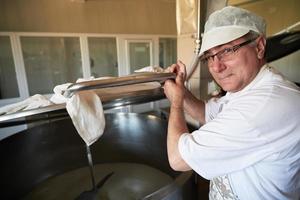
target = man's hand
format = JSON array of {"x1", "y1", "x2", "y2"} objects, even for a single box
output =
[
  {"x1": 164, "y1": 61, "x2": 187, "y2": 108},
  {"x1": 165, "y1": 60, "x2": 187, "y2": 81}
]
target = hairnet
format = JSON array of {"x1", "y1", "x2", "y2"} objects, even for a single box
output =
[{"x1": 199, "y1": 6, "x2": 266, "y2": 56}]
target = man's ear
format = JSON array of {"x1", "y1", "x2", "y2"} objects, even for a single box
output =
[{"x1": 256, "y1": 36, "x2": 266, "y2": 59}]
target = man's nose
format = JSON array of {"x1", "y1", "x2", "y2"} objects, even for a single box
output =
[{"x1": 209, "y1": 57, "x2": 226, "y2": 73}]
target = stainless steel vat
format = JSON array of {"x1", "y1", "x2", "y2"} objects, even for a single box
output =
[{"x1": 0, "y1": 113, "x2": 197, "y2": 199}]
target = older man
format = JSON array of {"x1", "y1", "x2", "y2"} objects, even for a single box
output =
[{"x1": 164, "y1": 6, "x2": 300, "y2": 200}]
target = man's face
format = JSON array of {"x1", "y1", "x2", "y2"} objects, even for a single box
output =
[{"x1": 206, "y1": 36, "x2": 265, "y2": 92}]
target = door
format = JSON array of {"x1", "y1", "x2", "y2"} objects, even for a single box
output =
[{"x1": 126, "y1": 40, "x2": 153, "y2": 74}]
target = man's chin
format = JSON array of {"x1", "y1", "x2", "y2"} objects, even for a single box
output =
[{"x1": 219, "y1": 83, "x2": 237, "y2": 93}]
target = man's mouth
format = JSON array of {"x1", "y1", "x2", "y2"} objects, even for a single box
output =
[{"x1": 218, "y1": 74, "x2": 233, "y2": 81}]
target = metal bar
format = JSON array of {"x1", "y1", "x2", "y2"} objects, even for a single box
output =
[
  {"x1": 64, "y1": 72, "x2": 176, "y2": 97},
  {"x1": 0, "y1": 81, "x2": 168, "y2": 126}
]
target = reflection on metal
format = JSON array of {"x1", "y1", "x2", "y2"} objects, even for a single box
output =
[
  {"x1": 266, "y1": 31, "x2": 300, "y2": 62},
  {"x1": 143, "y1": 171, "x2": 193, "y2": 200},
  {"x1": 0, "y1": 104, "x2": 66, "y2": 126},
  {"x1": 281, "y1": 33, "x2": 300, "y2": 45}
]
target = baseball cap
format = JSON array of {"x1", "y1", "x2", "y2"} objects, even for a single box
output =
[{"x1": 199, "y1": 6, "x2": 266, "y2": 56}]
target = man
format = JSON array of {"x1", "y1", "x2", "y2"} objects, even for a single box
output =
[{"x1": 164, "y1": 6, "x2": 300, "y2": 200}]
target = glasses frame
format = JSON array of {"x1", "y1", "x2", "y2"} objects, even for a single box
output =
[{"x1": 201, "y1": 37, "x2": 257, "y2": 63}]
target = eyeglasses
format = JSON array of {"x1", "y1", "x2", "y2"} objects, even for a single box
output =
[{"x1": 201, "y1": 37, "x2": 257, "y2": 64}]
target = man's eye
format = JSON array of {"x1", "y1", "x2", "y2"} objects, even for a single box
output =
[
  {"x1": 223, "y1": 48, "x2": 233, "y2": 54},
  {"x1": 203, "y1": 55, "x2": 209, "y2": 60},
  {"x1": 207, "y1": 56, "x2": 214, "y2": 61}
]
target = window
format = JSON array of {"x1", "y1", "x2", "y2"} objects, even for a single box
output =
[
  {"x1": 128, "y1": 41, "x2": 151, "y2": 73},
  {"x1": 159, "y1": 38, "x2": 177, "y2": 68},
  {"x1": 0, "y1": 33, "x2": 177, "y2": 108},
  {"x1": 0, "y1": 36, "x2": 19, "y2": 99},
  {"x1": 21, "y1": 37, "x2": 82, "y2": 95},
  {"x1": 88, "y1": 37, "x2": 118, "y2": 78}
]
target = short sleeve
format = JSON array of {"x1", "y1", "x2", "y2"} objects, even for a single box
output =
[
  {"x1": 205, "y1": 97, "x2": 222, "y2": 123},
  {"x1": 178, "y1": 107, "x2": 272, "y2": 180}
]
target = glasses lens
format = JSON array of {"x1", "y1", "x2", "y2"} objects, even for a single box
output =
[
  {"x1": 200, "y1": 57, "x2": 208, "y2": 64},
  {"x1": 218, "y1": 48, "x2": 235, "y2": 61}
]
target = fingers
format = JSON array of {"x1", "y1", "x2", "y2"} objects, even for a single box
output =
[
  {"x1": 163, "y1": 79, "x2": 175, "y2": 98},
  {"x1": 177, "y1": 60, "x2": 187, "y2": 80},
  {"x1": 176, "y1": 72, "x2": 184, "y2": 87},
  {"x1": 165, "y1": 61, "x2": 187, "y2": 83},
  {"x1": 165, "y1": 64, "x2": 178, "y2": 73},
  {"x1": 166, "y1": 61, "x2": 186, "y2": 73},
  {"x1": 177, "y1": 60, "x2": 186, "y2": 72},
  {"x1": 164, "y1": 75, "x2": 185, "y2": 108}
]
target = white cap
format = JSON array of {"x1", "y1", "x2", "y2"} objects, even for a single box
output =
[{"x1": 199, "y1": 6, "x2": 266, "y2": 56}]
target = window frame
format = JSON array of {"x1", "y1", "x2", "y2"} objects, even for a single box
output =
[{"x1": 0, "y1": 32, "x2": 177, "y2": 107}]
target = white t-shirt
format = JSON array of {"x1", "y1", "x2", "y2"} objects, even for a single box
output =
[{"x1": 178, "y1": 65, "x2": 300, "y2": 200}]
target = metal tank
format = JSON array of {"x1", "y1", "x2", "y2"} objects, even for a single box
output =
[{"x1": 0, "y1": 112, "x2": 197, "y2": 199}]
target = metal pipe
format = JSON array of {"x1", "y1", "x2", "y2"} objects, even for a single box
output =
[
  {"x1": 0, "y1": 73, "x2": 175, "y2": 125},
  {"x1": 64, "y1": 73, "x2": 176, "y2": 98},
  {"x1": 0, "y1": 87, "x2": 165, "y2": 126},
  {"x1": 186, "y1": 0, "x2": 203, "y2": 81},
  {"x1": 196, "y1": 0, "x2": 201, "y2": 41},
  {"x1": 274, "y1": 21, "x2": 300, "y2": 35}
]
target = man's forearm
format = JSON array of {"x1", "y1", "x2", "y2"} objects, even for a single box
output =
[
  {"x1": 167, "y1": 106, "x2": 191, "y2": 171},
  {"x1": 183, "y1": 89, "x2": 206, "y2": 125}
]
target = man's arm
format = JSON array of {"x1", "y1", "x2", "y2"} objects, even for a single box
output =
[
  {"x1": 167, "y1": 105, "x2": 192, "y2": 171},
  {"x1": 164, "y1": 61, "x2": 192, "y2": 171},
  {"x1": 183, "y1": 89, "x2": 206, "y2": 125}
]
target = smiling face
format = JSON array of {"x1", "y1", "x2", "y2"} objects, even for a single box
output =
[{"x1": 206, "y1": 35, "x2": 266, "y2": 92}]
